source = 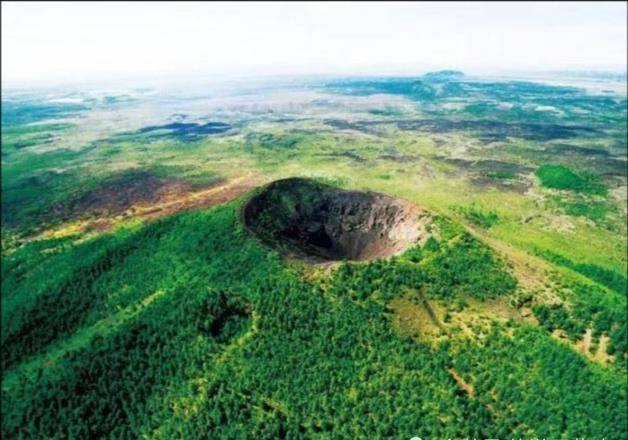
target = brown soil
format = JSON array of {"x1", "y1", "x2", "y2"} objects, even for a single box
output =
[
  {"x1": 133, "y1": 173, "x2": 263, "y2": 222},
  {"x1": 69, "y1": 173, "x2": 197, "y2": 217},
  {"x1": 449, "y1": 368, "x2": 475, "y2": 397},
  {"x1": 35, "y1": 173, "x2": 263, "y2": 240}
]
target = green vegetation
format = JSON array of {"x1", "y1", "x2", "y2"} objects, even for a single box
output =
[
  {"x1": 561, "y1": 200, "x2": 613, "y2": 221},
  {"x1": 451, "y1": 325, "x2": 626, "y2": 439},
  {"x1": 536, "y1": 164, "x2": 607, "y2": 195},
  {"x1": 3, "y1": 200, "x2": 625, "y2": 438},
  {"x1": 1, "y1": 72, "x2": 626, "y2": 438},
  {"x1": 1, "y1": 122, "x2": 72, "y2": 150},
  {"x1": 455, "y1": 204, "x2": 500, "y2": 228},
  {"x1": 530, "y1": 250, "x2": 626, "y2": 361},
  {"x1": 246, "y1": 132, "x2": 304, "y2": 151},
  {"x1": 535, "y1": 248, "x2": 627, "y2": 296},
  {"x1": 485, "y1": 170, "x2": 516, "y2": 180},
  {"x1": 532, "y1": 277, "x2": 626, "y2": 358},
  {"x1": 328, "y1": 224, "x2": 515, "y2": 302}
]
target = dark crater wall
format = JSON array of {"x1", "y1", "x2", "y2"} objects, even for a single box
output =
[{"x1": 243, "y1": 178, "x2": 426, "y2": 261}]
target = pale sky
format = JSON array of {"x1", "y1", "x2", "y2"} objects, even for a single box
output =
[{"x1": 2, "y1": 1, "x2": 627, "y2": 86}]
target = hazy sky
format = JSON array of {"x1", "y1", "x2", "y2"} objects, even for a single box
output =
[{"x1": 2, "y1": 1, "x2": 627, "y2": 85}]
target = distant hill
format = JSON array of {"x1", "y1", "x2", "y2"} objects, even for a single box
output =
[{"x1": 422, "y1": 70, "x2": 465, "y2": 81}]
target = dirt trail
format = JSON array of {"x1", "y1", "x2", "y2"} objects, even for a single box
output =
[
  {"x1": 449, "y1": 368, "x2": 475, "y2": 397},
  {"x1": 577, "y1": 328, "x2": 594, "y2": 355}
]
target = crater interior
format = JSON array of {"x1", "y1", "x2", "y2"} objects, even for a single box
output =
[{"x1": 243, "y1": 178, "x2": 428, "y2": 261}]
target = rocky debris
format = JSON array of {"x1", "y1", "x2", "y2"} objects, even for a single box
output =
[{"x1": 243, "y1": 178, "x2": 428, "y2": 261}]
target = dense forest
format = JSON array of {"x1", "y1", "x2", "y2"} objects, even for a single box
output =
[{"x1": 2, "y1": 198, "x2": 626, "y2": 438}]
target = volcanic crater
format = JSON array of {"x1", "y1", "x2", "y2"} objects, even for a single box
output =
[{"x1": 243, "y1": 178, "x2": 428, "y2": 261}]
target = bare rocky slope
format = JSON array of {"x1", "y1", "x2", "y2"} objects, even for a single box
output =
[{"x1": 243, "y1": 178, "x2": 428, "y2": 261}]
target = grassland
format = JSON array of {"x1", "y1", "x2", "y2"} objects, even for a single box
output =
[{"x1": 1, "y1": 71, "x2": 626, "y2": 438}]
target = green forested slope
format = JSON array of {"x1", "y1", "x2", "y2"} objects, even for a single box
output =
[{"x1": 2, "y1": 199, "x2": 626, "y2": 439}]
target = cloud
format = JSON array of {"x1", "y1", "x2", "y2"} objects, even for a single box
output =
[{"x1": 2, "y1": 2, "x2": 626, "y2": 85}]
